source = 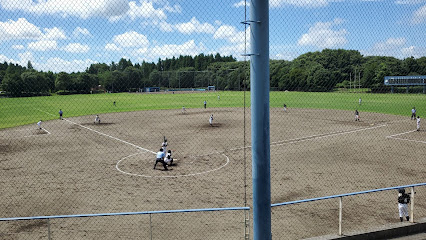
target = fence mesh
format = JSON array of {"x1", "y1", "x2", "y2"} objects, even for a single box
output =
[{"x1": 1, "y1": 0, "x2": 426, "y2": 239}]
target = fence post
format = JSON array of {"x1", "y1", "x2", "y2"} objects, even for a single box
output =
[
  {"x1": 149, "y1": 214, "x2": 153, "y2": 240},
  {"x1": 410, "y1": 187, "x2": 415, "y2": 223},
  {"x1": 47, "y1": 219, "x2": 51, "y2": 240},
  {"x1": 339, "y1": 197, "x2": 343, "y2": 236}
]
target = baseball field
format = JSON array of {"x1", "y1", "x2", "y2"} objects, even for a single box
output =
[{"x1": 0, "y1": 91, "x2": 425, "y2": 239}]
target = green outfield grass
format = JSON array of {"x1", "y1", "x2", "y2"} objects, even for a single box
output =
[{"x1": 1, "y1": 91, "x2": 425, "y2": 129}]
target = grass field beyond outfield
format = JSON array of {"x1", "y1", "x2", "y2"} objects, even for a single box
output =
[{"x1": 1, "y1": 91, "x2": 425, "y2": 129}]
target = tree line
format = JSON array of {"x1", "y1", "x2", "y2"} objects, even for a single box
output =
[{"x1": 1, "y1": 49, "x2": 426, "y2": 97}]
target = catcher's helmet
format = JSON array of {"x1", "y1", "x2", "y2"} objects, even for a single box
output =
[{"x1": 398, "y1": 188, "x2": 405, "y2": 194}]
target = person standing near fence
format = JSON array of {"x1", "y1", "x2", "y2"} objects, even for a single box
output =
[{"x1": 398, "y1": 188, "x2": 410, "y2": 222}]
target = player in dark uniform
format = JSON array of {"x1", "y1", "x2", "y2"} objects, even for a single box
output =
[{"x1": 398, "y1": 188, "x2": 410, "y2": 222}]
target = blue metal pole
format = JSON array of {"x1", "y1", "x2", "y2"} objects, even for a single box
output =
[{"x1": 250, "y1": 0, "x2": 271, "y2": 239}]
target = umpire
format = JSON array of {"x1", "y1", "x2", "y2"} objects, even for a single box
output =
[{"x1": 153, "y1": 148, "x2": 168, "y2": 170}]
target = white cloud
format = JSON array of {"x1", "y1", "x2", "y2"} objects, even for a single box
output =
[
  {"x1": 395, "y1": 0, "x2": 426, "y2": 4},
  {"x1": 0, "y1": 0, "x2": 130, "y2": 19},
  {"x1": 28, "y1": 40, "x2": 58, "y2": 51},
  {"x1": 159, "y1": 21, "x2": 174, "y2": 32},
  {"x1": 298, "y1": 18, "x2": 348, "y2": 49},
  {"x1": 12, "y1": 44, "x2": 25, "y2": 50},
  {"x1": 175, "y1": 17, "x2": 215, "y2": 34},
  {"x1": 72, "y1": 27, "x2": 92, "y2": 38},
  {"x1": 36, "y1": 57, "x2": 97, "y2": 73},
  {"x1": 105, "y1": 43, "x2": 121, "y2": 51},
  {"x1": 42, "y1": 27, "x2": 67, "y2": 40},
  {"x1": 113, "y1": 31, "x2": 149, "y2": 48},
  {"x1": 128, "y1": 1, "x2": 167, "y2": 20},
  {"x1": 64, "y1": 43, "x2": 90, "y2": 53},
  {"x1": 0, "y1": 18, "x2": 42, "y2": 41},
  {"x1": 148, "y1": 40, "x2": 205, "y2": 60},
  {"x1": 214, "y1": 25, "x2": 240, "y2": 42},
  {"x1": 233, "y1": 1, "x2": 249, "y2": 8},
  {"x1": 360, "y1": 37, "x2": 425, "y2": 58},
  {"x1": 411, "y1": 4, "x2": 426, "y2": 24},
  {"x1": 270, "y1": 0, "x2": 330, "y2": 8},
  {"x1": 0, "y1": 54, "x2": 14, "y2": 63}
]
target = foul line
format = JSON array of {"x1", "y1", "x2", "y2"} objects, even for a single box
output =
[
  {"x1": 386, "y1": 129, "x2": 426, "y2": 144},
  {"x1": 36, "y1": 108, "x2": 155, "y2": 154},
  {"x1": 227, "y1": 124, "x2": 387, "y2": 153}
]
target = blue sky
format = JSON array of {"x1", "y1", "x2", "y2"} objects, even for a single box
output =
[{"x1": 1, "y1": 0, "x2": 426, "y2": 73}]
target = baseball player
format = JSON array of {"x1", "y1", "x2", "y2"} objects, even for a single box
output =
[
  {"x1": 59, "y1": 109, "x2": 63, "y2": 120},
  {"x1": 182, "y1": 106, "x2": 186, "y2": 114},
  {"x1": 37, "y1": 120, "x2": 42, "y2": 129},
  {"x1": 411, "y1": 107, "x2": 416, "y2": 120},
  {"x1": 153, "y1": 148, "x2": 168, "y2": 170},
  {"x1": 204, "y1": 100, "x2": 207, "y2": 109},
  {"x1": 283, "y1": 104, "x2": 287, "y2": 112},
  {"x1": 209, "y1": 114, "x2": 213, "y2": 126},
  {"x1": 355, "y1": 109, "x2": 360, "y2": 121},
  {"x1": 359, "y1": 98, "x2": 362, "y2": 105},
  {"x1": 416, "y1": 116, "x2": 420, "y2": 131},
  {"x1": 162, "y1": 138, "x2": 168, "y2": 153},
  {"x1": 94, "y1": 115, "x2": 101, "y2": 124},
  {"x1": 164, "y1": 150, "x2": 173, "y2": 166},
  {"x1": 398, "y1": 188, "x2": 410, "y2": 222}
]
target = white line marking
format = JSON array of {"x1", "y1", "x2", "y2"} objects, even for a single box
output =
[
  {"x1": 387, "y1": 130, "x2": 417, "y2": 138},
  {"x1": 386, "y1": 129, "x2": 426, "y2": 144},
  {"x1": 116, "y1": 152, "x2": 230, "y2": 178},
  {"x1": 36, "y1": 109, "x2": 155, "y2": 154}
]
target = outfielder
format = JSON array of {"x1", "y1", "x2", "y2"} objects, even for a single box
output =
[{"x1": 398, "y1": 188, "x2": 410, "y2": 222}]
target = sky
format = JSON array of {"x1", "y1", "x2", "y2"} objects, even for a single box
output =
[{"x1": 0, "y1": 0, "x2": 426, "y2": 73}]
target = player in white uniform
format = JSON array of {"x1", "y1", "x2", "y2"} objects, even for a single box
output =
[
  {"x1": 411, "y1": 107, "x2": 416, "y2": 120},
  {"x1": 355, "y1": 110, "x2": 360, "y2": 121},
  {"x1": 416, "y1": 116, "x2": 420, "y2": 131},
  {"x1": 182, "y1": 106, "x2": 186, "y2": 114},
  {"x1": 37, "y1": 120, "x2": 42, "y2": 129},
  {"x1": 164, "y1": 150, "x2": 173, "y2": 166},
  {"x1": 162, "y1": 138, "x2": 168, "y2": 153},
  {"x1": 94, "y1": 115, "x2": 101, "y2": 124},
  {"x1": 209, "y1": 114, "x2": 213, "y2": 126}
]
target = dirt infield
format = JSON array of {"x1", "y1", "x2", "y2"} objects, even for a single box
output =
[{"x1": 0, "y1": 107, "x2": 425, "y2": 239}]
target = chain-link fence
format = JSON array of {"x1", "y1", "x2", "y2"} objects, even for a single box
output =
[{"x1": 1, "y1": 0, "x2": 426, "y2": 239}]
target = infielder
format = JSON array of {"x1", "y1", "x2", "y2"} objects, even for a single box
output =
[
  {"x1": 182, "y1": 106, "x2": 186, "y2": 114},
  {"x1": 94, "y1": 115, "x2": 101, "y2": 124},
  {"x1": 417, "y1": 116, "x2": 420, "y2": 131},
  {"x1": 204, "y1": 100, "x2": 207, "y2": 109},
  {"x1": 355, "y1": 109, "x2": 360, "y2": 121},
  {"x1": 398, "y1": 188, "x2": 410, "y2": 222},
  {"x1": 209, "y1": 114, "x2": 213, "y2": 126},
  {"x1": 37, "y1": 120, "x2": 42, "y2": 129},
  {"x1": 59, "y1": 109, "x2": 63, "y2": 120},
  {"x1": 283, "y1": 104, "x2": 287, "y2": 112},
  {"x1": 153, "y1": 148, "x2": 168, "y2": 170}
]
